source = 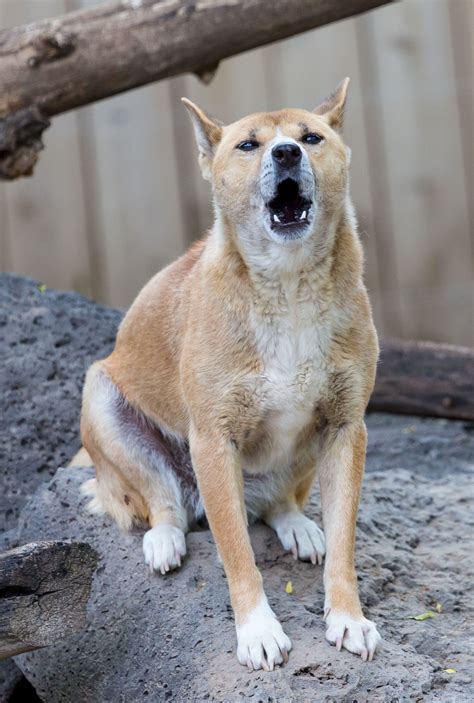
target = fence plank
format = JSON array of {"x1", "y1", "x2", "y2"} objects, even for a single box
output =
[
  {"x1": 364, "y1": 0, "x2": 473, "y2": 345},
  {"x1": 76, "y1": 79, "x2": 188, "y2": 308},
  {"x1": 0, "y1": 0, "x2": 92, "y2": 297},
  {"x1": 448, "y1": 0, "x2": 474, "y2": 252}
]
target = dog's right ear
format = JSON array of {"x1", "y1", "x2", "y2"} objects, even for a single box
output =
[{"x1": 182, "y1": 98, "x2": 223, "y2": 181}]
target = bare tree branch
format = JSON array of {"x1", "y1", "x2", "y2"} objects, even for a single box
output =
[{"x1": 370, "y1": 339, "x2": 474, "y2": 421}]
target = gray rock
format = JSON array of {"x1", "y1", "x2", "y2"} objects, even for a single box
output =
[
  {"x1": 0, "y1": 273, "x2": 122, "y2": 546},
  {"x1": 0, "y1": 658, "x2": 24, "y2": 701}
]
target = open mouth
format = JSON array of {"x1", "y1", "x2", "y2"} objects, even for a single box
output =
[{"x1": 267, "y1": 178, "x2": 312, "y2": 235}]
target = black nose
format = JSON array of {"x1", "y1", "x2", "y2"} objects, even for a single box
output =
[{"x1": 272, "y1": 142, "x2": 302, "y2": 169}]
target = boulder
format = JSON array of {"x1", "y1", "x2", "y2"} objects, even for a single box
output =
[{"x1": 0, "y1": 273, "x2": 122, "y2": 547}]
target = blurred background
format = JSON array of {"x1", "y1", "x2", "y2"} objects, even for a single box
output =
[{"x1": 0, "y1": 0, "x2": 472, "y2": 345}]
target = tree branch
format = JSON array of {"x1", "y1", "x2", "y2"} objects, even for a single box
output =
[
  {"x1": 369, "y1": 338, "x2": 474, "y2": 421},
  {"x1": 0, "y1": 0, "x2": 394, "y2": 179}
]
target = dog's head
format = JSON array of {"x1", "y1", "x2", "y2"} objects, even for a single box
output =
[{"x1": 183, "y1": 79, "x2": 350, "y2": 252}]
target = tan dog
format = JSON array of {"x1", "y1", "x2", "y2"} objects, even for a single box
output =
[{"x1": 80, "y1": 78, "x2": 381, "y2": 671}]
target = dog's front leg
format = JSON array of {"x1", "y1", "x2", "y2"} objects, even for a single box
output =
[
  {"x1": 319, "y1": 422, "x2": 381, "y2": 660},
  {"x1": 190, "y1": 426, "x2": 292, "y2": 671}
]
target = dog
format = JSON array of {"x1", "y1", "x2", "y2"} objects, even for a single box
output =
[{"x1": 80, "y1": 78, "x2": 381, "y2": 671}]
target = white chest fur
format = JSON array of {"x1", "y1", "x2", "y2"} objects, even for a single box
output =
[{"x1": 249, "y1": 272, "x2": 334, "y2": 472}]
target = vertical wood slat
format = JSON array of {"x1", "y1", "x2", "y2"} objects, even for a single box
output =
[
  {"x1": 0, "y1": 1, "x2": 92, "y2": 297},
  {"x1": 363, "y1": 0, "x2": 473, "y2": 345},
  {"x1": 75, "y1": 81, "x2": 188, "y2": 308},
  {"x1": 448, "y1": 0, "x2": 474, "y2": 254},
  {"x1": 355, "y1": 12, "x2": 405, "y2": 337}
]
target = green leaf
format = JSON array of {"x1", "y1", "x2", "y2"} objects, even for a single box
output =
[
  {"x1": 38, "y1": 283, "x2": 47, "y2": 293},
  {"x1": 409, "y1": 611, "x2": 437, "y2": 621}
]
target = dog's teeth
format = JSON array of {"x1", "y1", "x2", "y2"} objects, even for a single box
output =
[
  {"x1": 300, "y1": 210, "x2": 307, "y2": 220},
  {"x1": 273, "y1": 214, "x2": 281, "y2": 223}
]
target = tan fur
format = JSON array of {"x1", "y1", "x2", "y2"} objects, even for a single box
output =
[
  {"x1": 69, "y1": 447, "x2": 92, "y2": 467},
  {"x1": 80, "y1": 80, "x2": 380, "y2": 664}
]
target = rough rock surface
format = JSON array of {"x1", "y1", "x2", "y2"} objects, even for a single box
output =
[
  {"x1": 14, "y1": 420, "x2": 474, "y2": 702},
  {"x1": 0, "y1": 273, "x2": 122, "y2": 546}
]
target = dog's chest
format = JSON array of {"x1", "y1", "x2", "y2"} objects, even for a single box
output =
[{"x1": 250, "y1": 287, "x2": 334, "y2": 467}]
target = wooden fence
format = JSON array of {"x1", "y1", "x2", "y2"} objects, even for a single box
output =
[{"x1": 0, "y1": 0, "x2": 472, "y2": 345}]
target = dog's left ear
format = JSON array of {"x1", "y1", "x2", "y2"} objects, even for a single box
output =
[
  {"x1": 313, "y1": 77, "x2": 350, "y2": 132},
  {"x1": 182, "y1": 98, "x2": 223, "y2": 181}
]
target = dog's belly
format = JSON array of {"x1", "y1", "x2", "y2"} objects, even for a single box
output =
[{"x1": 241, "y1": 403, "x2": 323, "y2": 520}]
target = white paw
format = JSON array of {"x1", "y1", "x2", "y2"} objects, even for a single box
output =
[
  {"x1": 271, "y1": 511, "x2": 325, "y2": 564},
  {"x1": 325, "y1": 610, "x2": 381, "y2": 661},
  {"x1": 143, "y1": 524, "x2": 186, "y2": 575},
  {"x1": 236, "y1": 598, "x2": 292, "y2": 671}
]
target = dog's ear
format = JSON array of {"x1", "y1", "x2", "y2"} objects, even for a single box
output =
[
  {"x1": 313, "y1": 77, "x2": 350, "y2": 132},
  {"x1": 182, "y1": 98, "x2": 223, "y2": 181}
]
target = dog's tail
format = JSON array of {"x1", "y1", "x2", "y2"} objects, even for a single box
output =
[
  {"x1": 69, "y1": 446, "x2": 93, "y2": 467},
  {"x1": 79, "y1": 461, "x2": 149, "y2": 532},
  {"x1": 71, "y1": 446, "x2": 139, "y2": 528}
]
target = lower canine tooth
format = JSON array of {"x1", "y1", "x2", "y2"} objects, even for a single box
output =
[
  {"x1": 300, "y1": 210, "x2": 307, "y2": 220},
  {"x1": 273, "y1": 214, "x2": 281, "y2": 223}
]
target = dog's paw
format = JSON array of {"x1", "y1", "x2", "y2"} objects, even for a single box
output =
[
  {"x1": 143, "y1": 524, "x2": 186, "y2": 575},
  {"x1": 271, "y1": 511, "x2": 325, "y2": 564},
  {"x1": 236, "y1": 599, "x2": 292, "y2": 671},
  {"x1": 325, "y1": 610, "x2": 381, "y2": 661}
]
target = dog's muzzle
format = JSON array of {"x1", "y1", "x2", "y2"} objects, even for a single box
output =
[{"x1": 260, "y1": 141, "x2": 315, "y2": 240}]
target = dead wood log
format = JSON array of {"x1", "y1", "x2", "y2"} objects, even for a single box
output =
[
  {"x1": 0, "y1": 541, "x2": 98, "y2": 660},
  {"x1": 0, "y1": 0, "x2": 394, "y2": 179},
  {"x1": 369, "y1": 338, "x2": 474, "y2": 421}
]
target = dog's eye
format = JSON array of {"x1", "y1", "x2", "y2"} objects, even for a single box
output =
[
  {"x1": 302, "y1": 133, "x2": 323, "y2": 145},
  {"x1": 236, "y1": 140, "x2": 259, "y2": 151}
]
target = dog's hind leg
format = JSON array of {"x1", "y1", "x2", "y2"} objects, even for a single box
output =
[{"x1": 81, "y1": 363, "x2": 195, "y2": 574}]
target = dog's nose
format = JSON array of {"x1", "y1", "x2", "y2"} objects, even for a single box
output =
[{"x1": 272, "y1": 143, "x2": 302, "y2": 169}]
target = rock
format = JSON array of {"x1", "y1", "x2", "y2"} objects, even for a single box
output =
[
  {"x1": 0, "y1": 658, "x2": 24, "y2": 701},
  {"x1": 0, "y1": 273, "x2": 122, "y2": 546},
  {"x1": 14, "y1": 452, "x2": 474, "y2": 701}
]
